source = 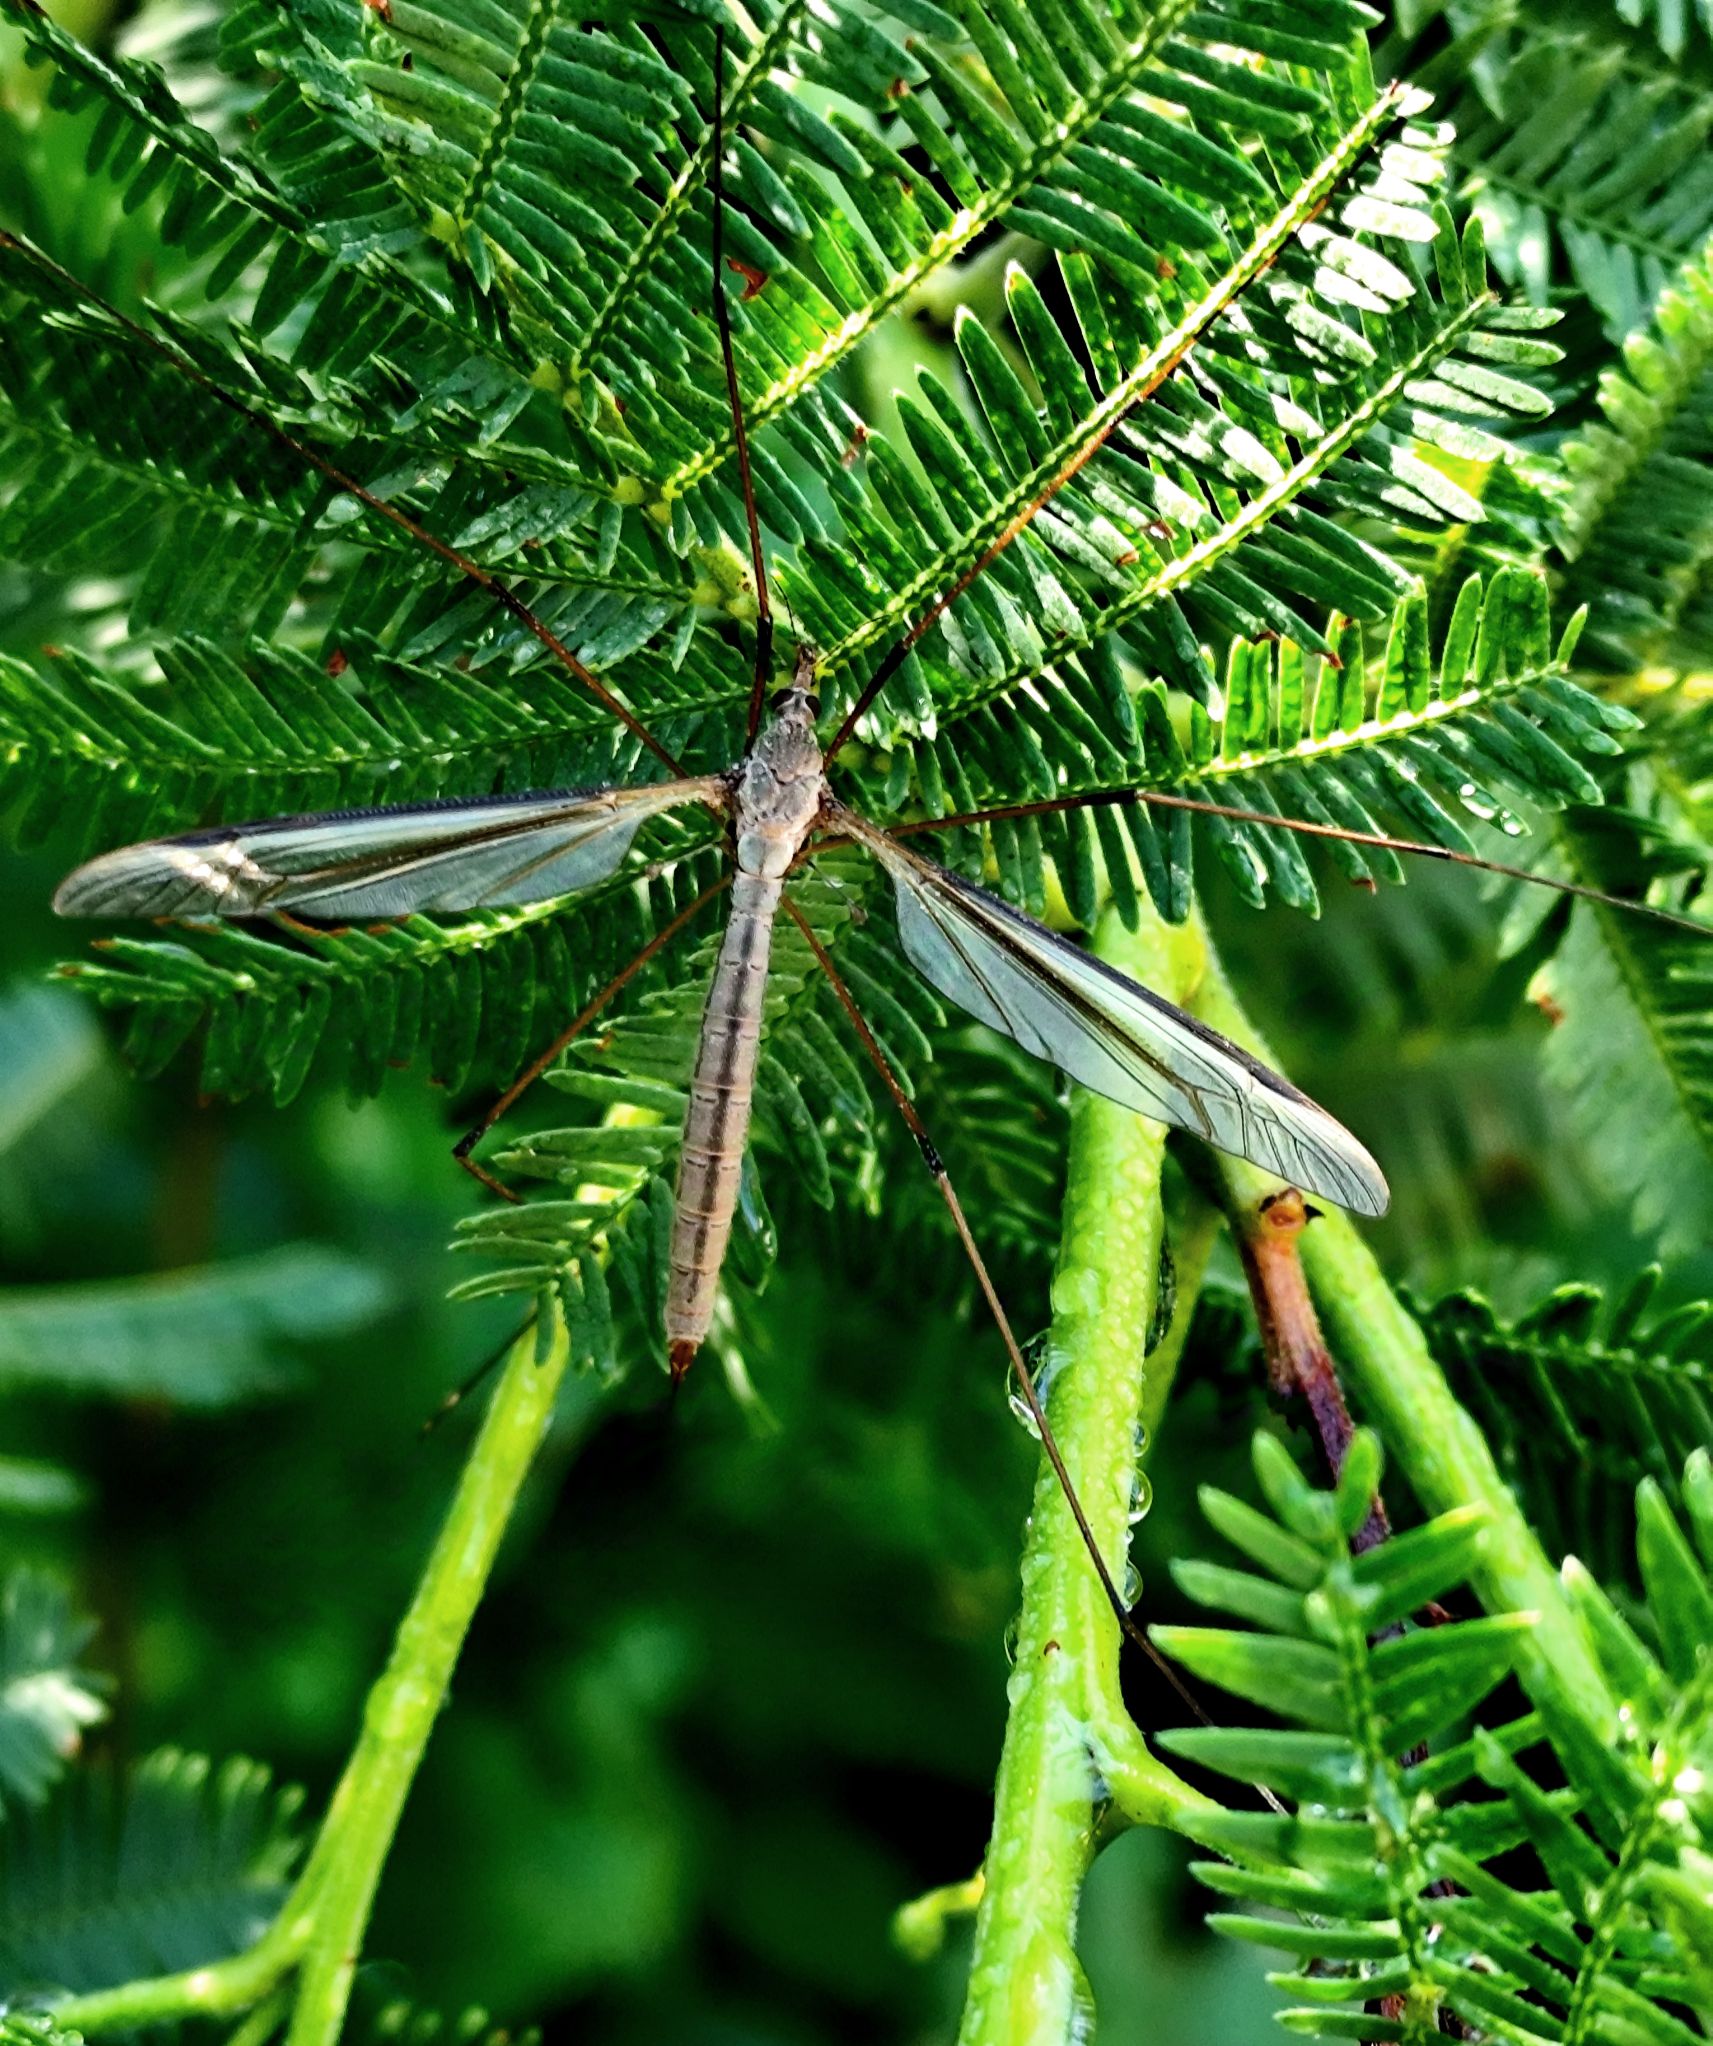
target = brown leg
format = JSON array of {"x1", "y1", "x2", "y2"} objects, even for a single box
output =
[
  {"x1": 883, "y1": 788, "x2": 1713, "y2": 939},
  {"x1": 708, "y1": 27, "x2": 776, "y2": 744},
  {"x1": 453, "y1": 874, "x2": 729, "y2": 1200},
  {"x1": 781, "y1": 897, "x2": 1202, "y2": 1703}
]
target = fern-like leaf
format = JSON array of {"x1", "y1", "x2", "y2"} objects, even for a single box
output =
[
  {"x1": 1555, "y1": 239, "x2": 1713, "y2": 672},
  {"x1": 1529, "y1": 805, "x2": 1713, "y2": 1260},
  {"x1": 1421, "y1": 1272, "x2": 1713, "y2": 1591},
  {"x1": 1427, "y1": 0, "x2": 1713, "y2": 343},
  {"x1": 0, "y1": 1571, "x2": 107, "y2": 1819},
  {"x1": 0, "y1": 1245, "x2": 390, "y2": 1407},
  {"x1": 1164, "y1": 1432, "x2": 1713, "y2": 2042},
  {"x1": 0, "y1": 1748, "x2": 303, "y2": 1999},
  {"x1": 854, "y1": 569, "x2": 1631, "y2": 933}
]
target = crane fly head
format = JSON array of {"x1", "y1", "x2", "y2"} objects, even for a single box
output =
[{"x1": 769, "y1": 639, "x2": 821, "y2": 726}]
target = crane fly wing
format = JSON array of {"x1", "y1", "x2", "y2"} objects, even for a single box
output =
[
  {"x1": 55, "y1": 778, "x2": 728, "y2": 921},
  {"x1": 834, "y1": 808, "x2": 1388, "y2": 1219}
]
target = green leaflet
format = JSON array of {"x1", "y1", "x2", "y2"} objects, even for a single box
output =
[
  {"x1": 0, "y1": 1746, "x2": 304, "y2": 1998},
  {"x1": 0, "y1": 1571, "x2": 108, "y2": 1818},
  {"x1": 1165, "y1": 1433, "x2": 1713, "y2": 2044},
  {"x1": 0, "y1": 1244, "x2": 390, "y2": 1408}
]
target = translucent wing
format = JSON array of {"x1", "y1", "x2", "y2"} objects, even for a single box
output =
[
  {"x1": 55, "y1": 778, "x2": 726, "y2": 921},
  {"x1": 837, "y1": 809, "x2": 1387, "y2": 1218}
]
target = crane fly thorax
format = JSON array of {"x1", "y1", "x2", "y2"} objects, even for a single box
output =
[{"x1": 732, "y1": 677, "x2": 826, "y2": 879}]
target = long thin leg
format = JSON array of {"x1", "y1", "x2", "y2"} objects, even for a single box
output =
[
  {"x1": 454, "y1": 872, "x2": 730, "y2": 1200},
  {"x1": 781, "y1": 899, "x2": 1203, "y2": 1702},
  {"x1": 420, "y1": 1306, "x2": 539, "y2": 1435},
  {"x1": 708, "y1": 29, "x2": 775, "y2": 745},
  {"x1": 820, "y1": 97, "x2": 1409, "y2": 768},
  {"x1": 787, "y1": 896, "x2": 1293, "y2": 1786},
  {"x1": 822, "y1": 332, "x2": 1204, "y2": 766},
  {"x1": 879, "y1": 785, "x2": 1713, "y2": 938},
  {"x1": 0, "y1": 231, "x2": 685, "y2": 779}
]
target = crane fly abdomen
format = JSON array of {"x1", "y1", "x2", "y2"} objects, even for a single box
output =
[
  {"x1": 666, "y1": 867, "x2": 782, "y2": 1376},
  {"x1": 666, "y1": 670, "x2": 826, "y2": 1381}
]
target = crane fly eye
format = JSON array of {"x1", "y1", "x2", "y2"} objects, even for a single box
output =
[{"x1": 804, "y1": 691, "x2": 822, "y2": 717}]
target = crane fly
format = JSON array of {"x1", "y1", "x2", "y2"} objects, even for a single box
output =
[
  {"x1": 53, "y1": 640, "x2": 1389, "y2": 1348},
  {"x1": 43, "y1": 26, "x2": 1702, "y2": 1637}
]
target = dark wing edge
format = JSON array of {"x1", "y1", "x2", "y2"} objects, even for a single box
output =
[
  {"x1": 54, "y1": 777, "x2": 728, "y2": 921},
  {"x1": 831, "y1": 807, "x2": 1388, "y2": 1219}
]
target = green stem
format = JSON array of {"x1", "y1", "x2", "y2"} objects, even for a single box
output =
[
  {"x1": 48, "y1": 1920, "x2": 312, "y2": 2032},
  {"x1": 50, "y1": 1314, "x2": 572, "y2": 2040},
  {"x1": 227, "y1": 1987, "x2": 294, "y2": 2046},
  {"x1": 1187, "y1": 929, "x2": 1616, "y2": 1733},
  {"x1": 956, "y1": 906, "x2": 1212, "y2": 2046},
  {"x1": 284, "y1": 1313, "x2": 572, "y2": 2046}
]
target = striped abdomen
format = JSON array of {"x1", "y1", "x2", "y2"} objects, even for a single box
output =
[{"x1": 666, "y1": 868, "x2": 780, "y2": 1376}]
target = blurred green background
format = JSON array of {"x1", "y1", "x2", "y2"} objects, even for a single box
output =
[{"x1": 5, "y1": 0, "x2": 1711, "y2": 2038}]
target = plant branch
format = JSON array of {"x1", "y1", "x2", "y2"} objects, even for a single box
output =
[
  {"x1": 1186, "y1": 926, "x2": 1617, "y2": 1733},
  {"x1": 955, "y1": 905, "x2": 1213, "y2": 2046},
  {"x1": 1237, "y1": 1186, "x2": 1389, "y2": 1552},
  {"x1": 282, "y1": 1312, "x2": 572, "y2": 2046},
  {"x1": 46, "y1": 1918, "x2": 312, "y2": 2034},
  {"x1": 47, "y1": 1313, "x2": 572, "y2": 2040}
]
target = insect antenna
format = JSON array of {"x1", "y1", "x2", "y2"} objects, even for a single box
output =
[
  {"x1": 780, "y1": 896, "x2": 1226, "y2": 1732},
  {"x1": 821, "y1": 317, "x2": 1206, "y2": 766},
  {"x1": 884, "y1": 787, "x2": 1713, "y2": 939},
  {"x1": 816, "y1": 84, "x2": 1416, "y2": 764},
  {"x1": 0, "y1": 230, "x2": 685, "y2": 778},
  {"x1": 706, "y1": 27, "x2": 776, "y2": 745},
  {"x1": 454, "y1": 871, "x2": 731, "y2": 1199},
  {"x1": 810, "y1": 50, "x2": 1349, "y2": 785}
]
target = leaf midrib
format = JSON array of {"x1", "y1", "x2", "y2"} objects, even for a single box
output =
[{"x1": 657, "y1": 0, "x2": 1201, "y2": 496}]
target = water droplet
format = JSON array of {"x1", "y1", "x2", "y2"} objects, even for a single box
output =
[
  {"x1": 1002, "y1": 1613, "x2": 1021, "y2": 1667},
  {"x1": 1127, "y1": 1468, "x2": 1153, "y2": 1525},
  {"x1": 1007, "y1": 1331, "x2": 1064, "y2": 1437},
  {"x1": 1121, "y1": 1559, "x2": 1143, "y2": 1606}
]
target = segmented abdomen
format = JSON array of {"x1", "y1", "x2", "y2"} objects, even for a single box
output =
[{"x1": 666, "y1": 868, "x2": 779, "y2": 1373}]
